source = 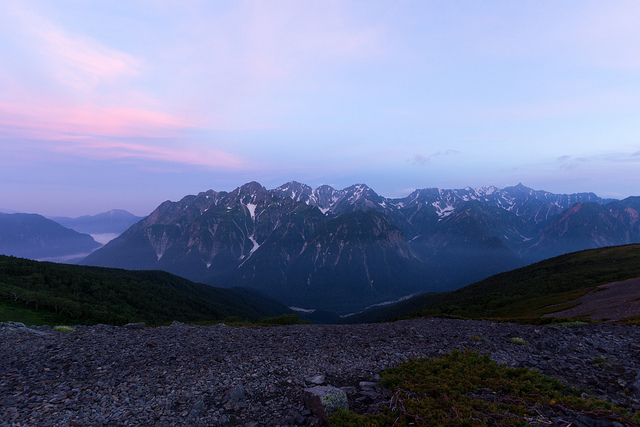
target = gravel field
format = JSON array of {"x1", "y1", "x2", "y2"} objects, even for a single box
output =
[{"x1": 2, "y1": 318, "x2": 640, "y2": 426}]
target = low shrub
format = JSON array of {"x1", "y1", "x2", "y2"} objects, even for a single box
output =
[
  {"x1": 330, "y1": 350, "x2": 639, "y2": 426},
  {"x1": 258, "y1": 314, "x2": 310, "y2": 325}
]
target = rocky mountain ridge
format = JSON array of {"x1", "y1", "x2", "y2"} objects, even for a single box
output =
[{"x1": 83, "y1": 182, "x2": 640, "y2": 313}]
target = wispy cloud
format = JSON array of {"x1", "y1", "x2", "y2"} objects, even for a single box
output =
[
  {"x1": 0, "y1": 102, "x2": 195, "y2": 139},
  {"x1": 0, "y1": 100, "x2": 250, "y2": 170},
  {"x1": 0, "y1": 2, "x2": 252, "y2": 170},
  {"x1": 5, "y1": 1, "x2": 140, "y2": 90},
  {"x1": 557, "y1": 149, "x2": 640, "y2": 171},
  {"x1": 411, "y1": 150, "x2": 460, "y2": 166},
  {"x1": 557, "y1": 155, "x2": 589, "y2": 170},
  {"x1": 52, "y1": 137, "x2": 247, "y2": 170}
]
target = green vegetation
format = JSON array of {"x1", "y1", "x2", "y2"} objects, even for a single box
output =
[
  {"x1": 394, "y1": 244, "x2": 640, "y2": 322},
  {"x1": 617, "y1": 315, "x2": 640, "y2": 326},
  {"x1": 555, "y1": 320, "x2": 589, "y2": 327},
  {"x1": 508, "y1": 337, "x2": 528, "y2": 346},
  {"x1": 0, "y1": 255, "x2": 292, "y2": 326},
  {"x1": 330, "y1": 350, "x2": 639, "y2": 426},
  {"x1": 591, "y1": 357, "x2": 612, "y2": 369},
  {"x1": 53, "y1": 325, "x2": 75, "y2": 332},
  {"x1": 258, "y1": 313, "x2": 311, "y2": 325},
  {"x1": 0, "y1": 298, "x2": 68, "y2": 325},
  {"x1": 183, "y1": 313, "x2": 310, "y2": 327}
]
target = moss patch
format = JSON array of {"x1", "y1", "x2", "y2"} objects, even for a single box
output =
[
  {"x1": 508, "y1": 337, "x2": 529, "y2": 346},
  {"x1": 330, "y1": 350, "x2": 639, "y2": 426}
]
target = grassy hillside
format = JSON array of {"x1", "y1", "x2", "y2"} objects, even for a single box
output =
[
  {"x1": 0, "y1": 255, "x2": 293, "y2": 326},
  {"x1": 346, "y1": 244, "x2": 640, "y2": 323}
]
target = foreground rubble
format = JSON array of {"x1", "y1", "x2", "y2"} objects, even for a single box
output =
[{"x1": 1, "y1": 318, "x2": 639, "y2": 425}]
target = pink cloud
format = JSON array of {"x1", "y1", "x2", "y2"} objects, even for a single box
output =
[
  {"x1": 36, "y1": 25, "x2": 140, "y2": 85},
  {"x1": 0, "y1": 101, "x2": 196, "y2": 139},
  {"x1": 0, "y1": 3, "x2": 250, "y2": 172},
  {"x1": 5, "y1": 1, "x2": 140, "y2": 89},
  {"x1": 52, "y1": 137, "x2": 248, "y2": 170},
  {"x1": 0, "y1": 101, "x2": 249, "y2": 170}
]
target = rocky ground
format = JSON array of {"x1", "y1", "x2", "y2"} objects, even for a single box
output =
[{"x1": 1, "y1": 318, "x2": 640, "y2": 426}]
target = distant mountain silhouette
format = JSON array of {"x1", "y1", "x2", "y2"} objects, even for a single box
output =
[
  {"x1": 0, "y1": 213, "x2": 101, "y2": 260},
  {"x1": 50, "y1": 209, "x2": 143, "y2": 234}
]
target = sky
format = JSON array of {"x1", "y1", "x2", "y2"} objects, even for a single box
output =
[{"x1": 1, "y1": 0, "x2": 640, "y2": 217}]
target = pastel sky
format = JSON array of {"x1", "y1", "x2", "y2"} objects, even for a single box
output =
[{"x1": 2, "y1": 0, "x2": 640, "y2": 217}]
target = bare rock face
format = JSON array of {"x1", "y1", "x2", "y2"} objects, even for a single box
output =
[
  {"x1": 303, "y1": 386, "x2": 348, "y2": 421},
  {"x1": 306, "y1": 374, "x2": 326, "y2": 385},
  {"x1": 0, "y1": 321, "x2": 50, "y2": 336}
]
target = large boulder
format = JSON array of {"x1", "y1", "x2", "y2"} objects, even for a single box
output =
[{"x1": 303, "y1": 385, "x2": 348, "y2": 421}]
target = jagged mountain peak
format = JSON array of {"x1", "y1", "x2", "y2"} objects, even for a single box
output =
[
  {"x1": 273, "y1": 181, "x2": 313, "y2": 203},
  {"x1": 506, "y1": 183, "x2": 534, "y2": 193},
  {"x1": 236, "y1": 181, "x2": 268, "y2": 197},
  {"x1": 344, "y1": 183, "x2": 373, "y2": 191},
  {"x1": 474, "y1": 185, "x2": 499, "y2": 196},
  {"x1": 83, "y1": 180, "x2": 638, "y2": 314},
  {"x1": 196, "y1": 189, "x2": 219, "y2": 198},
  {"x1": 275, "y1": 181, "x2": 312, "y2": 192},
  {"x1": 315, "y1": 184, "x2": 337, "y2": 192},
  {"x1": 217, "y1": 182, "x2": 271, "y2": 211},
  {"x1": 406, "y1": 187, "x2": 439, "y2": 198},
  {"x1": 342, "y1": 183, "x2": 381, "y2": 202}
]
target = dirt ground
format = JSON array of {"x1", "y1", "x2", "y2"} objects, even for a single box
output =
[{"x1": 546, "y1": 277, "x2": 640, "y2": 321}]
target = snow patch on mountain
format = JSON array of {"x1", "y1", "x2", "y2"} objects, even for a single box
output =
[
  {"x1": 245, "y1": 203, "x2": 257, "y2": 220},
  {"x1": 434, "y1": 203, "x2": 456, "y2": 218},
  {"x1": 249, "y1": 235, "x2": 260, "y2": 254}
]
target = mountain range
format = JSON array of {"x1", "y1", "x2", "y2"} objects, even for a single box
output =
[
  {"x1": 0, "y1": 209, "x2": 143, "y2": 262},
  {"x1": 50, "y1": 209, "x2": 143, "y2": 235},
  {"x1": 0, "y1": 213, "x2": 101, "y2": 261},
  {"x1": 82, "y1": 181, "x2": 640, "y2": 314}
]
